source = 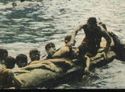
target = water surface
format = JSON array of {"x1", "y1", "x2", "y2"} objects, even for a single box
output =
[{"x1": 0, "y1": 0, "x2": 125, "y2": 89}]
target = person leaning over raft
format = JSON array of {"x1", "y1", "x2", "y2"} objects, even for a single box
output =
[
  {"x1": 45, "y1": 35, "x2": 78, "y2": 60},
  {"x1": 72, "y1": 17, "x2": 112, "y2": 71},
  {"x1": 44, "y1": 35, "x2": 89, "y2": 71}
]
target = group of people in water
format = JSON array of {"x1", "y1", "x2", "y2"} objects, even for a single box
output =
[
  {"x1": 0, "y1": 17, "x2": 124, "y2": 72},
  {"x1": 45, "y1": 17, "x2": 112, "y2": 72},
  {"x1": 44, "y1": 17, "x2": 125, "y2": 72},
  {"x1": 0, "y1": 17, "x2": 125, "y2": 88},
  {"x1": 0, "y1": 48, "x2": 41, "y2": 69}
]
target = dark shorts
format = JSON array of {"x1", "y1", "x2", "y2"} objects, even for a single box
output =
[{"x1": 78, "y1": 42, "x2": 99, "y2": 57}]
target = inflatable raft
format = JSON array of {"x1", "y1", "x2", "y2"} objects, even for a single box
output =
[
  {"x1": 0, "y1": 49, "x2": 115, "y2": 89},
  {"x1": 0, "y1": 32, "x2": 125, "y2": 89}
]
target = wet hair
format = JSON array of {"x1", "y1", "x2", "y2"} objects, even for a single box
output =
[
  {"x1": 0, "y1": 49, "x2": 8, "y2": 61},
  {"x1": 64, "y1": 35, "x2": 72, "y2": 44},
  {"x1": 12, "y1": 2, "x2": 17, "y2": 8},
  {"x1": 5, "y1": 56, "x2": 16, "y2": 69},
  {"x1": 64, "y1": 35, "x2": 76, "y2": 45},
  {"x1": 87, "y1": 17, "x2": 97, "y2": 25},
  {"x1": 29, "y1": 49, "x2": 40, "y2": 61},
  {"x1": 16, "y1": 54, "x2": 28, "y2": 68},
  {"x1": 45, "y1": 42, "x2": 55, "y2": 51}
]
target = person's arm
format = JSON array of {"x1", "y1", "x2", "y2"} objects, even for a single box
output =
[
  {"x1": 99, "y1": 22, "x2": 107, "y2": 31},
  {"x1": 70, "y1": 24, "x2": 84, "y2": 46},
  {"x1": 52, "y1": 46, "x2": 70, "y2": 58},
  {"x1": 98, "y1": 23, "x2": 111, "y2": 52},
  {"x1": 101, "y1": 30, "x2": 111, "y2": 53}
]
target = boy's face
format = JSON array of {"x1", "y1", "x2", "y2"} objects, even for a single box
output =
[
  {"x1": 30, "y1": 52, "x2": 40, "y2": 61},
  {"x1": 30, "y1": 51, "x2": 40, "y2": 61},
  {"x1": 48, "y1": 46, "x2": 56, "y2": 55},
  {"x1": 18, "y1": 61, "x2": 27, "y2": 67},
  {"x1": 46, "y1": 43, "x2": 56, "y2": 55},
  {"x1": 16, "y1": 57, "x2": 27, "y2": 67}
]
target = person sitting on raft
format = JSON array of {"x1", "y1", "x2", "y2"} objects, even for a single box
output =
[
  {"x1": 45, "y1": 35, "x2": 78, "y2": 60},
  {"x1": 45, "y1": 35, "x2": 89, "y2": 72}
]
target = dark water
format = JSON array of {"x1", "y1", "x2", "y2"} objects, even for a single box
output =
[{"x1": 0, "y1": 0, "x2": 125, "y2": 89}]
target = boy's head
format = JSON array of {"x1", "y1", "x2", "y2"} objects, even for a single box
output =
[
  {"x1": 45, "y1": 42, "x2": 56, "y2": 55},
  {"x1": 29, "y1": 49, "x2": 40, "y2": 61},
  {"x1": 0, "y1": 49, "x2": 8, "y2": 61},
  {"x1": 87, "y1": 17, "x2": 97, "y2": 27},
  {"x1": 16, "y1": 54, "x2": 28, "y2": 68},
  {"x1": 64, "y1": 35, "x2": 76, "y2": 46},
  {"x1": 5, "y1": 56, "x2": 16, "y2": 69},
  {"x1": 64, "y1": 35, "x2": 71, "y2": 44}
]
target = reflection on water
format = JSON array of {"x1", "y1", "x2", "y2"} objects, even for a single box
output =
[{"x1": 0, "y1": 0, "x2": 125, "y2": 89}]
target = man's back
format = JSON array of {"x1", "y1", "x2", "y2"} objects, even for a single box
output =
[{"x1": 82, "y1": 24, "x2": 103, "y2": 45}]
